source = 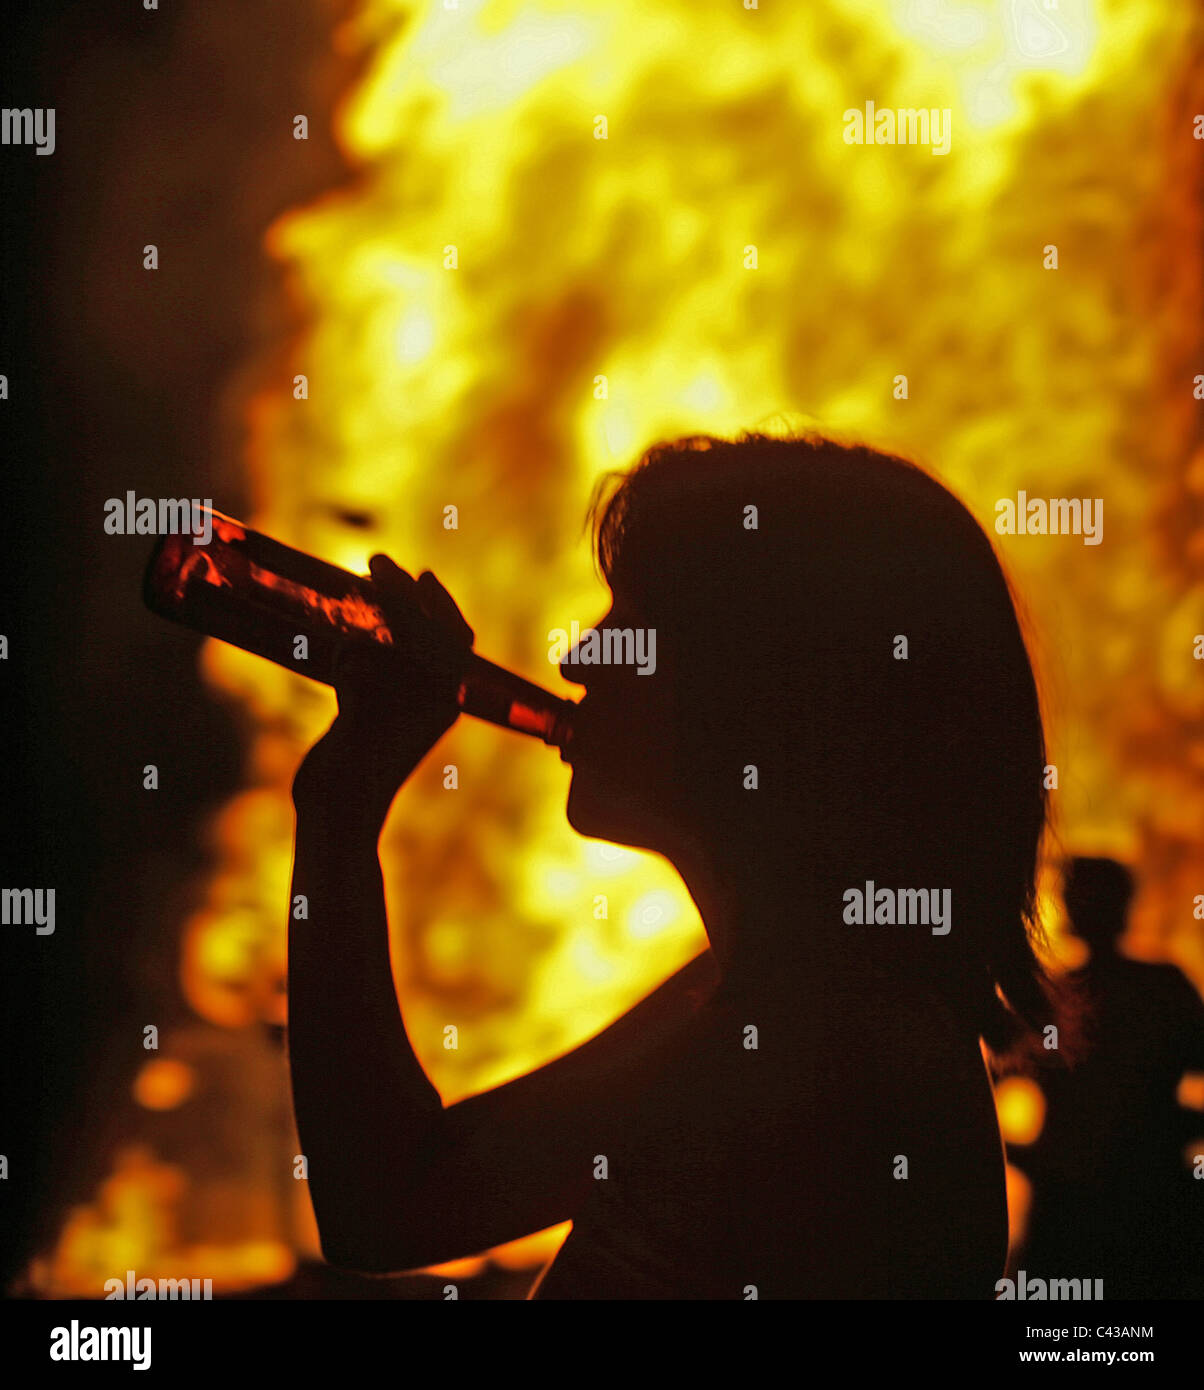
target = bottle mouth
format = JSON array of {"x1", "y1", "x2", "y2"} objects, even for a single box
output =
[
  {"x1": 552, "y1": 710, "x2": 577, "y2": 756},
  {"x1": 536, "y1": 700, "x2": 578, "y2": 751}
]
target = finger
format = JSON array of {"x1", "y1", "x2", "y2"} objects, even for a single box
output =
[
  {"x1": 369, "y1": 553, "x2": 414, "y2": 586},
  {"x1": 368, "y1": 554, "x2": 426, "y2": 644},
  {"x1": 368, "y1": 554, "x2": 418, "y2": 607},
  {"x1": 416, "y1": 570, "x2": 474, "y2": 647}
]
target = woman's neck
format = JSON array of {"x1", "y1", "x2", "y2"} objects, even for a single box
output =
[{"x1": 675, "y1": 845, "x2": 947, "y2": 1022}]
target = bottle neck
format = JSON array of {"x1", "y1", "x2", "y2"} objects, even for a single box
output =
[{"x1": 458, "y1": 654, "x2": 577, "y2": 748}]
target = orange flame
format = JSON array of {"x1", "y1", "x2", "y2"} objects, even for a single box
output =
[{"x1": 29, "y1": 0, "x2": 1203, "y2": 1295}]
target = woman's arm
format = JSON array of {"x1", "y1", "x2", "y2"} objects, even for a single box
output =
[
  {"x1": 290, "y1": 722, "x2": 718, "y2": 1273},
  {"x1": 288, "y1": 728, "x2": 447, "y2": 1269},
  {"x1": 286, "y1": 558, "x2": 718, "y2": 1273},
  {"x1": 286, "y1": 559, "x2": 473, "y2": 1267}
]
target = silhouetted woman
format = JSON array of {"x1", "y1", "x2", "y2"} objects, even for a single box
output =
[{"x1": 288, "y1": 432, "x2": 1067, "y2": 1298}]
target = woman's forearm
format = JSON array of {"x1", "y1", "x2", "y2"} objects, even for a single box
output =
[{"x1": 288, "y1": 765, "x2": 445, "y2": 1265}]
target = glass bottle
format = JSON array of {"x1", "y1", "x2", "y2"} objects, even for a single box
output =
[{"x1": 143, "y1": 507, "x2": 576, "y2": 751}]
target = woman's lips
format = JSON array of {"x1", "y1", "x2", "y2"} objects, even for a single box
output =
[{"x1": 562, "y1": 700, "x2": 589, "y2": 763}]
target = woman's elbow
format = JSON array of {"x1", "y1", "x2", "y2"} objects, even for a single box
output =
[
  {"x1": 305, "y1": 1185, "x2": 396, "y2": 1273},
  {"x1": 316, "y1": 1220, "x2": 416, "y2": 1276}
]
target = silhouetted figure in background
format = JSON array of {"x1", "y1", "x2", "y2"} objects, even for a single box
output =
[{"x1": 1018, "y1": 857, "x2": 1204, "y2": 1297}]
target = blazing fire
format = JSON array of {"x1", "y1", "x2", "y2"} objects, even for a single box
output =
[{"x1": 27, "y1": 0, "x2": 1203, "y2": 1294}]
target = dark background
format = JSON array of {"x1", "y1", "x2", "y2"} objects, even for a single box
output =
[{"x1": 0, "y1": 0, "x2": 353, "y2": 1289}]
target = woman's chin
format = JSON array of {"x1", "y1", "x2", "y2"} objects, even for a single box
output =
[
  {"x1": 566, "y1": 776, "x2": 665, "y2": 853},
  {"x1": 565, "y1": 781, "x2": 610, "y2": 840}
]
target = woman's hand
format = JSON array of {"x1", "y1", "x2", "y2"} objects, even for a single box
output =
[{"x1": 292, "y1": 556, "x2": 474, "y2": 825}]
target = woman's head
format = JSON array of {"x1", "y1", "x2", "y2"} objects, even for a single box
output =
[{"x1": 562, "y1": 430, "x2": 1064, "y2": 1053}]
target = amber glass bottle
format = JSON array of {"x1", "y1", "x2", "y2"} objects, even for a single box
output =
[{"x1": 143, "y1": 507, "x2": 576, "y2": 750}]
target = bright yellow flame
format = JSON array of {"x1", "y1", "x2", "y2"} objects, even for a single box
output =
[
  {"x1": 26, "y1": 1145, "x2": 297, "y2": 1298},
  {"x1": 395, "y1": 307, "x2": 436, "y2": 364},
  {"x1": 628, "y1": 891, "x2": 680, "y2": 940},
  {"x1": 423, "y1": 1254, "x2": 487, "y2": 1279},
  {"x1": 214, "y1": 0, "x2": 1201, "y2": 1283},
  {"x1": 488, "y1": 1221, "x2": 572, "y2": 1271},
  {"x1": 995, "y1": 1076, "x2": 1047, "y2": 1146}
]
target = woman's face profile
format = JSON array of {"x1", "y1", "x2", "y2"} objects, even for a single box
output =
[{"x1": 560, "y1": 590, "x2": 679, "y2": 855}]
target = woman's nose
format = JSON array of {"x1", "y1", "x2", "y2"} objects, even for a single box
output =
[
  {"x1": 559, "y1": 610, "x2": 618, "y2": 687},
  {"x1": 560, "y1": 632, "x2": 592, "y2": 687}
]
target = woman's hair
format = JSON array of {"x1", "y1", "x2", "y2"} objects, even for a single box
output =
[{"x1": 589, "y1": 430, "x2": 1077, "y2": 1064}]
